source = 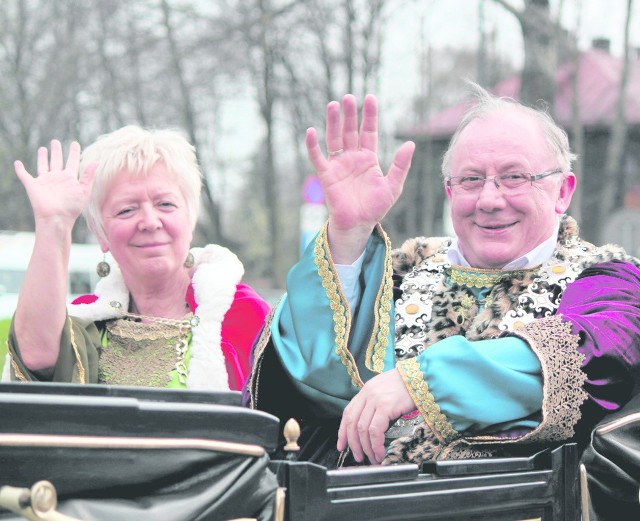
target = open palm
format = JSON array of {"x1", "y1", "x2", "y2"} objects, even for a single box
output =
[
  {"x1": 14, "y1": 140, "x2": 95, "y2": 227},
  {"x1": 306, "y1": 94, "x2": 415, "y2": 262},
  {"x1": 316, "y1": 144, "x2": 410, "y2": 231}
]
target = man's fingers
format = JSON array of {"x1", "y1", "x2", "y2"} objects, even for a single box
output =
[
  {"x1": 369, "y1": 412, "x2": 391, "y2": 464},
  {"x1": 359, "y1": 94, "x2": 378, "y2": 153},
  {"x1": 325, "y1": 101, "x2": 343, "y2": 156},
  {"x1": 356, "y1": 402, "x2": 377, "y2": 464},
  {"x1": 386, "y1": 141, "x2": 415, "y2": 195},
  {"x1": 338, "y1": 396, "x2": 366, "y2": 461},
  {"x1": 306, "y1": 128, "x2": 329, "y2": 174},
  {"x1": 341, "y1": 94, "x2": 359, "y2": 151}
]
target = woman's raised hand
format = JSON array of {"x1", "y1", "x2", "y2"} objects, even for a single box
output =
[
  {"x1": 14, "y1": 140, "x2": 95, "y2": 228},
  {"x1": 306, "y1": 94, "x2": 415, "y2": 263}
]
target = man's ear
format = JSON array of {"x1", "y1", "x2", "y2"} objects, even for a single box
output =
[
  {"x1": 555, "y1": 172, "x2": 576, "y2": 214},
  {"x1": 445, "y1": 182, "x2": 453, "y2": 201}
]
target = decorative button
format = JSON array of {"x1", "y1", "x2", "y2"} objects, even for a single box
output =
[
  {"x1": 109, "y1": 301, "x2": 122, "y2": 309},
  {"x1": 190, "y1": 315, "x2": 201, "y2": 327},
  {"x1": 405, "y1": 304, "x2": 419, "y2": 315},
  {"x1": 551, "y1": 265, "x2": 566, "y2": 274}
]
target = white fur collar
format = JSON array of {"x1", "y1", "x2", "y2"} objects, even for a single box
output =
[{"x1": 69, "y1": 245, "x2": 244, "y2": 391}]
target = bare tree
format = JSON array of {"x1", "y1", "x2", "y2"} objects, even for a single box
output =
[
  {"x1": 0, "y1": 0, "x2": 89, "y2": 232},
  {"x1": 236, "y1": 0, "x2": 396, "y2": 285},
  {"x1": 568, "y1": 0, "x2": 584, "y2": 223},
  {"x1": 599, "y1": 0, "x2": 634, "y2": 239},
  {"x1": 159, "y1": 0, "x2": 225, "y2": 245},
  {"x1": 492, "y1": 0, "x2": 558, "y2": 109}
]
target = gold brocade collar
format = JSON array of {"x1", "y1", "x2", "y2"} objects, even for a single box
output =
[{"x1": 449, "y1": 265, "x2": 541, "y2": 288}]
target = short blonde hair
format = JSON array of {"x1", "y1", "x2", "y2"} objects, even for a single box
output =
[{"x1": 80, "y1": 125, "x2": 203, "y2": 243}]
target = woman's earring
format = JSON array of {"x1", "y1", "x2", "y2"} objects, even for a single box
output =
[
  {"x1": 96, "y1": 255, "x2": 111, "y2": 278},
  {"x1": 184, "y1": 252, "x2": 195, "y2": 268}
]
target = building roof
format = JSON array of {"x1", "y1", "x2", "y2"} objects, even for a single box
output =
[{"x1": 404, "y1": 47, "x2": 640, "y2": 139}]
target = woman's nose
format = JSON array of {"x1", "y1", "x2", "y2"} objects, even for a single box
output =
[{"x1": 137, "y1": 207, "x2": 162, "y2": 230}]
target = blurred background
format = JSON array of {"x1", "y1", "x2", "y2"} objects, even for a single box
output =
[{"x1": 0, "y1": 0, "x2": 638, "y2": 298}]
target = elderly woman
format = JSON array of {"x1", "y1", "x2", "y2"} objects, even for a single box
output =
[{"x1": 4, "y1": 125, "x2": 270, "y2": 391}]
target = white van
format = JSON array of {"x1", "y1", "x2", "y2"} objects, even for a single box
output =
[{"x1": 0, "y1": 230, "x2": 102, "y2": 319}]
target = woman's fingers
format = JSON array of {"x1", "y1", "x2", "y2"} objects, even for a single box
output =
[
  {"x1": 79, "y1": 162, "x2": 98, "y2": 196},
  {"x1": 14, "y1": 160, "x2": 32, "y2": 187},
  {"x1": 35, "y1": 140, "x2": 80, "y2": 177},
  {"x1": 36, "y1": 147, "x2": 49, "y2": 176},
  {"x1": 65, "y1": 141, "x2": 81, "y2": 174},
  {"x1": 49, "y1": 139, "x2": 63, "y2": 172}
]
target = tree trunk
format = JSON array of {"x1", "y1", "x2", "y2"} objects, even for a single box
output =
[
  {"x1": 599, "y1": 0, "x2": 633, "y2": 241},
  {"x1": 493, "y1": 0, "x2": 558, "y2": 110},
  {"x1": 160, "y1": 0, "x2": 224, "y2": 245}
]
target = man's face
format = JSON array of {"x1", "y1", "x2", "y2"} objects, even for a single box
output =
[{"x1": 445, "y1": 108, "x2": 575, "y2": 269}]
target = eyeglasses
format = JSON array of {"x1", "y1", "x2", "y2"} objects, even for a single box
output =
[{"x1": 446, "y1": 168, "x2": 563, "y2": 193}]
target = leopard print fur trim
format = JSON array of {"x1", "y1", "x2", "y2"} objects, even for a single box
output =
[
  {"x1": 392, "y1": 236, "x2": 451, "y2": 277},
  {"x1": 383, "y1": 423, "x2": 446, "y2": 464}
]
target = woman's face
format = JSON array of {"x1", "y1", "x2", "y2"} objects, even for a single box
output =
[{"x1": 99, "y1": 162, "x2": 193, "y2": 281}]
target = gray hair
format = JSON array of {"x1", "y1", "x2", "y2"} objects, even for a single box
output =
[
  {"x1": 441, "y1": 81, "x2": 577, "y2": 178},
  {"x1": 80, "y1": 125, "x2": 203, "y2": 243}
]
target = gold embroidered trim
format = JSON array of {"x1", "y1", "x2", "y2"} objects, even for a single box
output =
[
  {"x1": 450, "y1": 265, "x2": 540, "y2": 288},
  {"x1": 397, "y1": 357, "x2": 458, "y2": 444},
  {"x1": 247, "y1": 302, "x2": 280, "y2": 409},
  {"x1": 314, "y1": 222, "x2": 362, "y2": 389},
  {"x1": 68, "y1": 317, "x2": 86, "y2": 384},
  {"x1": 367, "y1": 224, "x2": 393, "y2": 373},
  {"x1": 507, "y1": 314, "x2": 587, "y2": 444},
  {"x1": 9, "y1": 352, "x2": 27, "y2": 382},
  {"x1": 450, "y1": 315, "x2": 587, "y2": 454}
]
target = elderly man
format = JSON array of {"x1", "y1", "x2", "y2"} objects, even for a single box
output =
[{"x1": 245, "y1": 84, "x2": 640, "y2": 469}]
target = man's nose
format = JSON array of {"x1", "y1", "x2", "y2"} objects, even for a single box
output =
[
  {"x1": 482, "y1": 176, "x2": 502, "y2": 190},
  {"x1": 476, "y1": 176, "x2": 506, "y2": 209}
]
